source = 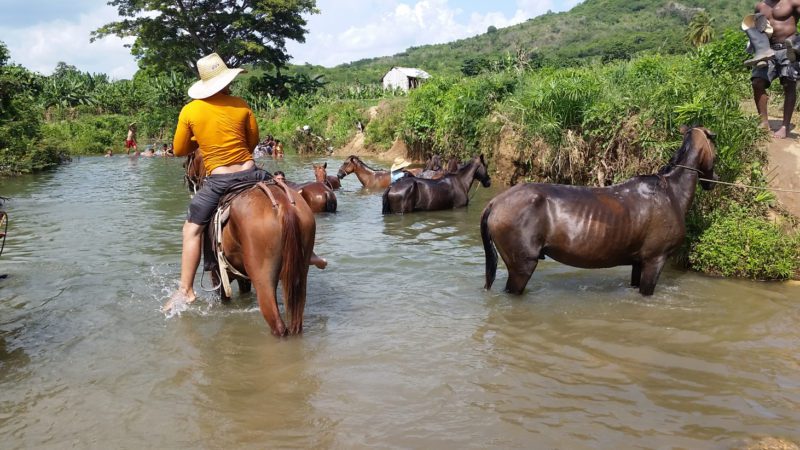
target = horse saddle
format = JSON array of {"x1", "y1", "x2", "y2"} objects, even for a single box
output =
[{"x1": 203, "y1": 179, "x2": 295, "y2": 297}]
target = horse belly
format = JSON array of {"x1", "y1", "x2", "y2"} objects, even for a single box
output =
[{"x1": 542, "y1": 202, "x2": 642, "y2": 268}]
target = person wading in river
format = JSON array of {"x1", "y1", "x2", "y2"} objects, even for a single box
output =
[
  {"x1": 165, "y1": 53, "x2": 325, "y2": 310},
  {"x1": 750, "y1": 0, "x2": 800, "y2": 138}
]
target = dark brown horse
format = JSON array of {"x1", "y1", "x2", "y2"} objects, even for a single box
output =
[
  {"x1": 336, "y1": 155, "x2": 392, "y2": 190},
  {"x1": 382, "y1": 155, "x2": 491, "y2": 214},
  {"x1": 481, "y1": 126, "x2": 718, "y2": 296},
  {"x1": 185, "y1": 150, "x2": 316, "y2": 336},
  {"x1": 312, "y1": 162, "x2": 341, "y2": 190}
]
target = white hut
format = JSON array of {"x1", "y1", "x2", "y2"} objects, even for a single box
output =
[{"x1": 381, "y1": 67, "x2": 431, "y2": 92}]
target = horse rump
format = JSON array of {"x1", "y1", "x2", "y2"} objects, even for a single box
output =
[
  {"x1": 480, "y1": 202, "x2": 498, "y2": 290},
  {"x1": 325, "y1": 189, "x2": 337, "y2": 213}
]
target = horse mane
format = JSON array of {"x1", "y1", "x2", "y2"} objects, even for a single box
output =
[
  {"x1": 658, "y1": 127, "x2": 698, "y2": 175},
  {"x1": 347, "y1": 155, "x2": 383, "y2": 172}
]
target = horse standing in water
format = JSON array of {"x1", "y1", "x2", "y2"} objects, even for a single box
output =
[
  {"x1": 184, "y1": 150, "x2": 316, "y2": 336},
  {"x1": 336, "y1": 155, "x2": 392, "y2": 190},
  {"x1": 481, "y1": 126, "x2": 718, "y2": 296},
  {"x1": 284, "y1": 179, "x2": 337, "y2": 213},
  {"x1": 312, "y1": 162, "x2": 341, "y2": 190},
  {"x1": 382, "y1": 154, "x2": 491, "y2": 213}
]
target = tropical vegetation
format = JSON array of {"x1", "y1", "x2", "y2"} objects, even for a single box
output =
[{"x1": 0, "y1": 0, "x2": 797, "y2": 279}]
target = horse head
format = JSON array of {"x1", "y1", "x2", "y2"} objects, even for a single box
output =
[
  {"x1": 313, "y1": 162, "x2": 328, "y2": 183},
  {"x1": 473, "y1": 154, "x2": 491, "y2": 188},
  {"x1": 424, "y1": 154, "x2": 442, "y2": 171},
  {"x1": 184, "y1": 149, "x2": 206, "y2": 194},
  {"x1": 337, "y1": 155, "x2": 358, "y2": 179},
  {"x1": 675, "y1": 125, "x2": 718, "y2": 191}
]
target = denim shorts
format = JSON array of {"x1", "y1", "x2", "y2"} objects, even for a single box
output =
[{"x1": 187, "y1": 167, "x2": 272, "y2": 225}]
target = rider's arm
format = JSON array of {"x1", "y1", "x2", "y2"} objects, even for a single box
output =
[
  {"x1": 172, "y1": 106, "x2": 196, "y2": 157},
  {"x1": 245, "y1": 109, "x2": 259, "y2": 152}
]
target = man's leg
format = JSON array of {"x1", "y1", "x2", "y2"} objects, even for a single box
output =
[
  {"x1": 178, "y1": 220, "x2": 203, "y2": 300},
  {"x1": 163, "y1": 221, "x2": 203, "y2": 311},
  {"x1": 775, "y1": 79, "x2": 797, "y2": 139},
  {"x1": 752, "y1": 77, "x2": 771, "y2": 131}
]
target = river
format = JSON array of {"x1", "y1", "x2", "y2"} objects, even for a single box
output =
[{"x1": 0, "y1": 155, "x2": 798, "y2": 449}]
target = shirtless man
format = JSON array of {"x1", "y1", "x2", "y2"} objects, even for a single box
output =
[{"x1": 752, "y1": 0, "x2": 800, "y2": 139}]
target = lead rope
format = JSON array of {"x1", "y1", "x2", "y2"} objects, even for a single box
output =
[{"x1": 673, "y1": 164, "x2": 800, "y2": 194}]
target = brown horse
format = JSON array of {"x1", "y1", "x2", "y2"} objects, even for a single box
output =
[
  {"x1": 481, "y1": 126, "x2": 718, "y2": 296},
  {"x1": 288, "y1": 180, "x2": 337, "y2": 213},
  {"x1": 312, "y1": 162, "x2": 341, "y2": 190},
  {"x1": 382, "y1": 155, "x2": 491, "y2": 214},
  {"x1": 336, "y1": 155, "x2": 392, "y2": 190},
  {"x1": 185, "y1": 150, "x2": 316, "y2": 336}
]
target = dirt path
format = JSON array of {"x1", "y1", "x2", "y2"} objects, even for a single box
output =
[{"x1": 766, "y1": 119, "x2": 800, "y2": 218}]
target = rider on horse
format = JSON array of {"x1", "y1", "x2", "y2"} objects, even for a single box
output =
[{"x1": 166, "y1": 53, "x2": 272, "y2": 308}]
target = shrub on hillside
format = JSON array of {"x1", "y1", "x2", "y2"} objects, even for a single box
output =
[{"x1": 690, "y1": 205, "x2": 800, "y2": 280}]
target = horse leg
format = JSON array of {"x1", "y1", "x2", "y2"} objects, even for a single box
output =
[
  {"x1": 630, "y1": 262, "x2": 641, "y2": 288},
  {"x1": 638, "y1": 256, "x2": 667, "y2": 296},
  {"x1": 241, "y1": 249, "x2": 286, "y2": 336},
  {"x1": 504, "y1": 257, "x2": 539, "y2": 295},
  {"x1": 238, "y1": 279, "x2": 251, "y2": 294}
]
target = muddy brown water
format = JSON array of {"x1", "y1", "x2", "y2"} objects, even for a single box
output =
[{"x1": 0, "y1": 155, "x2": 798, "y2": 449}]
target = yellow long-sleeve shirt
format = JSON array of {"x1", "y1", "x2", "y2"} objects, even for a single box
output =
[{"x1": 173, "y1": 93, "x2": 259, "y2": 174}]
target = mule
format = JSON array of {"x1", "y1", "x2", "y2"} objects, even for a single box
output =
[
  {"x1": 184, "y1": 150, "x2": 316, "y2": 336},
  {"x1": 481, "y1": 126, "x2": 718, "y2": 296},
  {"x1": 382, "y1": 154, "x2": 491, "y2": 214},
  {"x1": 336, "y1": 155, "x2": 392, "y2": 190},
  {"x1": 313, "y1": 162, "x2": 341, "y2": 190}
]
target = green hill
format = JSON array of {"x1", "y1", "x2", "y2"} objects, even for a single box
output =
[{"x1": 289, "y1": 0, "x2": 752, "y2": 84}]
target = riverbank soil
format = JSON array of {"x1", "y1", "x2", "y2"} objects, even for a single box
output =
[{"x1": 766, "y1": 118, "x2": 800, "y2": 218}]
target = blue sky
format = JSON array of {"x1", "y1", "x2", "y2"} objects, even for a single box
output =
[{"x1": 0, "y1": 0, "x2": 583, "y2": 78}]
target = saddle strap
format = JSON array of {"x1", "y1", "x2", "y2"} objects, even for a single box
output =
[
  {"x1": 255, "y1": 179, "x2": 296, "y2": 208},
  {"x1": 213, "y1": 207, "x2": 250, "y2": 298}
]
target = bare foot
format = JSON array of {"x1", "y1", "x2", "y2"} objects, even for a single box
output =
[
  {"x1": 161, "y1": 289, "x2": 196, "y2": 313},
  {"x1": 310, "y1": 255, "x2": 327, "y2": 270},
  {"x1": 773, "y1": 126, "x2": 789, "y2": 139}
]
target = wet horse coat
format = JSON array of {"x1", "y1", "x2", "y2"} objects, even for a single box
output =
[
  {"x1": 382, "y1": 155, "x2": 491, "y2": 213},
  {"x1": 481, "y1": 127, "x2": 718, "y2": 295}
]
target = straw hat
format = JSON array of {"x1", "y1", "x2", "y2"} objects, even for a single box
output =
[
  {"x1": 390, "y1": 157, "x2": 412, "y2": 172},
  {"x1": 741, "y1": 14, "x2": 773, "y2": 36},
  {"x1": 187, "y1": 53, "x2": 245, "y2": 100}
]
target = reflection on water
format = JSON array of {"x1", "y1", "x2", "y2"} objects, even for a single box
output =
[{"x1": 0, "y1": 156, "x2": 798, "y2": 448}]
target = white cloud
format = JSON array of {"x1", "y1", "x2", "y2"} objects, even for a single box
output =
[
  {"x1": 0, "y1": 4, "x2": 137, "y2": 79},
  {"x1": 288, "y1": 0, "x2": 582, "y2": 67}
]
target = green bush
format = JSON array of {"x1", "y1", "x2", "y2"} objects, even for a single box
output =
[
  {"x1": 690, "y1": 205, "x2": 800, "y2": 280},
  {"x1": 41, "y1": 114, "x2": 134, "y2": 155},
  {"x1": 364, "y1": 99, "x2": 407, "y2": 148}
]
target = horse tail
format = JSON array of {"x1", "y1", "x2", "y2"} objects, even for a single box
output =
[
  {"x1": 481, "y1": 202, "x2": 498, "y2": 290},
  {"x1": 279, "y1": 196, "x2": 308, "y2": 332},
  {"x1": 326, "y1": 190, "x2": 337, "y2": 213},
  {"x1": 381, "y1": 186, "x2": 391, "y2": 214}
]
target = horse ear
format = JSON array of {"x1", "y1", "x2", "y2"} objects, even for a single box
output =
[
  {"x1": 480, "y1": 154, "x2": 486, "y2": 164},
  {"x1": 323, "y1": 162, "x2": 327, "y2": 169},
  {"x1": 679, "y1": 125, "x2": 689, "y2": 135},
  {"x1": 703, "y1": 128, "x2": 717, "y2": 140}
]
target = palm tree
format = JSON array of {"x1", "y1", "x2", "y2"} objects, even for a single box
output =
[{"x1": 686, "y1": 11, "x2": 715, "y2": 47}]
